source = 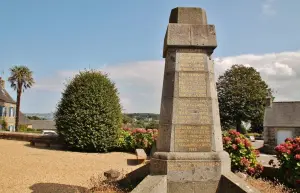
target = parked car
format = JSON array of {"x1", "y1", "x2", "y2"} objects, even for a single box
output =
[
  {"x1": 42, "y1": 130, "x2": 58, "y2": 136},
  {"x1": 249, "y1": 135, "x2": 256, "y2": 142}
]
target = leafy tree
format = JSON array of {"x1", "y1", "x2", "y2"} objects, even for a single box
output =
[
  {"x1": 146, "y1": 120, "x2": 159, "y2": 129},
  {"x1": 216, "y1": 64, "x2": 271, "y2": 132},
  {"x1": 8, "y1": 66, "x2": 34, "y2": 131},
  {"x1": 122, "y1": 114, "x2": 133, "y2": 124},
  {"x1": 55, "y1": 70, "x2": 122, "y2": 152}
]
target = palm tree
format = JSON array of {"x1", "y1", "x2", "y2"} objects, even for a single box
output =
[{"x1": 8, "y1": 66, "x2": 34, "y2": 131}]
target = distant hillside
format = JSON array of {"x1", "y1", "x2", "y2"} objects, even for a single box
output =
[
  {"x1": 125, "y1": 113, "x2": 159, "y2": 121},
  {"x1": 25, "y1": 113, "x2": 54, "y2": 120},
  {"x1": 24, "y1": 112, "x2": 160, "y2": 121}
]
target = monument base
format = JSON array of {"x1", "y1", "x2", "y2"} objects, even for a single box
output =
[
  {"x1": 131, "y1": 151, "x2": 260, "y2": 193},
  {"x1": 150, "y1": 151, "x2": 230, "y2": 193}
]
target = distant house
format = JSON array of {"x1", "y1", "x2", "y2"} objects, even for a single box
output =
[
  {"x1": 0, "y1": 77, "x2": 16, "y2": 131},
  {"x1": 263, "y1": 97, "x2": 300, "y2": 152}
]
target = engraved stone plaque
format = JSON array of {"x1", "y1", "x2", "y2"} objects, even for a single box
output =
[
  {"x1": 173, "y1": 98, "x2": 212, "y2": 125},
  {"x1": 178, "y1": 72, "x2": 207, "y2": 97},
  {"x1": 176, "y1": 52, "x2": 207, "y2": 71},
  {"x1": 174, "y1": 125, "x2": 211, "y2": 152}
]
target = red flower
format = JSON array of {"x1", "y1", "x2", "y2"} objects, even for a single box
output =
[
  {"x1": 247, "y1": 167, "x2": 255, "y2": 175},
  {"x1": 285, "y1": 138, "x2": 293, "y2": 143},
  {"x1": 255, "y1": 163, "x2": 264, "y2": 172},
  {"x1": 232, "y1": 144, "x2": 238, "y2": 150},
  {"x1": 235, "y1": 138, "x2": 242, "y2": 144},
  {"x1": 244, "y1": 140, "x2": 251, "y2": 148},
  {"x1": 294, "y1": 154, "x2": 300, "y2": 160},
  {"x1": 240, "y1": 157, "x2": 250, "y2": 167},
  {"x1": 295, "y1": 179, "x2": 300, "y2": 184}
]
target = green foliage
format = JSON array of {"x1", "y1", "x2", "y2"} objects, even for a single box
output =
[
  {"x1": 55, "y1": 70, "x2": 122, "y2": 152},
  {"x1": 275, "y1": 137, "x2": 300, "y2": 187},
  {"x1": 8, "y1": 65, "x2": 35, "y2": 131},
  {"x1": 1, "y1": 119, "x2": 8, "y2": 131},
  {"x1": 223, "y1": 130, "x2": 263, "y2": 176},
  {"x1": 145, "y1": 120, "x2": 159, "y2": 129},
  {"x1": 117, "y1": 128, "x2": 158, "y2": 154},
  {"x1": 217, "y1": 64, "x2": 271, "y2": 132},
  {"x1": 18, "y1": 125, "x2": 41, "y2": 133},
  {"x1": 122, "y1": 114, "x2": 133, "y2": 124}
]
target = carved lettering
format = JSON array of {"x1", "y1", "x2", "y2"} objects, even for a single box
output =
[
  {"x1": 173, "y1": 98, "x2": 212, "y2": 125},
  {"x1": 175, "y1": 125, "x2": 211, "y2": 152},
  {"x1": 177, "y1": 52, "x2": 207, "y2": 71},
  {"x1": 178, "y1": 72, "x2": 207, "y2": 97}
]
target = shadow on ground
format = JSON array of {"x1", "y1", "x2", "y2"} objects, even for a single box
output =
[
  {"x1": 30, "y1": 183, "x2": 89, "y2": 193},
  {"x1": 24, "y1": 143, "x2": 66, "y2": 151}
]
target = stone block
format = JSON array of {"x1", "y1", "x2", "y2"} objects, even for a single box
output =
[
  {"x1": 169, "y1": 7, "x2": 208, "y2": 25},
  {"x1": 136, "y1": 149, "x2": 147, "y2": 162},
  {"x1": 103, "y1": 169, "x2": 120, "y2": 180}
]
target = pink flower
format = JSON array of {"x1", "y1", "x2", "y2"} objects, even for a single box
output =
[
  {"x1": 235, "y1": 138, "x2": 242, "y2": 144},
  {"x1": 285, "y1": 138, "x2": 293, "y2": 143},
  {"x1": 240, "y1": 157, "x2": 250, "y2": 167},
  {"x1": 244, "y1": 140, "x2": 251, "y2": 148},
  {"x1": 232, "y1": 144, "x2": 237, "y2": 150},
  {"x1": 247, "y1": 167, "x2": 255, "y2": 175},
  {"x1": 295, "y1": 154, "x2": 300, "y2": 160},
  {"x1": 147, "y1": 129, "x2": 153, "y2": 133}
]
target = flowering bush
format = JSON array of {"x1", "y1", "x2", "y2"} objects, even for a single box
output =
[
  {"x1": 223, "y1": 130, "x2": 263, "y2": 176},
  {"x1": 117, "y1": 128, "x2": 158, "y2": 154},
  {"x1": 275, "y1": 137, "x2": 300, "y2": 187}
]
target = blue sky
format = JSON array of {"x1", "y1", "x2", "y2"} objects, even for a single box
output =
[{"x1": 1, "y1": 0, "x2": 300, "y2": 113}]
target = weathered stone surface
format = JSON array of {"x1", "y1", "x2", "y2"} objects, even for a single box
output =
[
  {"x1": 103, "y1": 169, "x2": 120, "y2": 180},
  {"x1": 131, "y1": 175, "x2": 167, "y2": 193},
  {"x1": 169, "y1": 7, "x2": 208, "y2": 25},
  {"x1": 136, "y1": 149, "x2": 147, "y2": 161}
]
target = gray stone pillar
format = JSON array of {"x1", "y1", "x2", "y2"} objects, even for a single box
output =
[{"x1": 150, "y1": 7, "x2": 231, "y2": 193}]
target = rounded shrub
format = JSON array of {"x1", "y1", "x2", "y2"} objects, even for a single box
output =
[
  {"x1": 223, "y1": 129, "x2": 263, "y2": 176},
  {"x1": 55, "y1": 70, "x2": 122, "y2": 152}
]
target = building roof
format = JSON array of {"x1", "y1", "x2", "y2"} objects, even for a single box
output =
[
  {"x1": 264, "y1": 101, "x2": 300, "y2": 127},
  {"x1": 29, "y1": 120, "x2": 56, "y2": 130},
  {"x1": 0, "y1": 86, "x2": 16, "y2": 104}
]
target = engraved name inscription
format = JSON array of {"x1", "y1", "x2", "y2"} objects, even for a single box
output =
[
  {"x1": 178, "y1": 72, "x2": 207, "y2": 97},
  {"x1": 175, "y1": 125, "x2": 211, "y2": 152},
  {"x1": 177, "y1": 52, "x2": 207, "y2": 71},
  {"x1": 173, "y1": 98, "x2": 212, "y2": 125}
]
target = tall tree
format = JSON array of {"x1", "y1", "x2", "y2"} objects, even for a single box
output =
[
  {"x1": 216, "y1": 64, "x2": 271, "y2": 132},
  {"x1": 8, "y1": 66, "x2": 34, "y2": 131}
]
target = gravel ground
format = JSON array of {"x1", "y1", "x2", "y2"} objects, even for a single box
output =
[{"x1": 0, "y1": 139, "x2": 142, "y2": 193}]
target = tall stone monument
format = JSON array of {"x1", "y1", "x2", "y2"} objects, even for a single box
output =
[
  {"x1": 150, "y1": 7, "x2": 230, "y2": 192},
  {"x1": 132, "y1": 7, "x2": 259, "y2": 193}
]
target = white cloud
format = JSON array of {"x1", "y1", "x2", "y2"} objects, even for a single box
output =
[
  {"x1": 262, "y1": 0, "x2": 277, "y2": 16},
  {"x1": 27, "y1": 50, "x2": 300, "y2": 113}
]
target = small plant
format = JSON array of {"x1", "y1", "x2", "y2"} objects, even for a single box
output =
[
  {"x1": 1, "y1": 119, "x2": 8, "y2": 131},
  {"x1": 223, "y1": 129, "x2": 263, "y2": 176},
  {"x1": 118, "y1": 128, "x2": 158, "y2": 154},
  {"x1": 275, "y1": 137, "x2": 300, "y2": 187}
]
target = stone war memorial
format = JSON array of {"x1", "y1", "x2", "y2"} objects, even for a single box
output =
[{"x1": 131, "y1": 7, "x2": 260, "y2": 193}]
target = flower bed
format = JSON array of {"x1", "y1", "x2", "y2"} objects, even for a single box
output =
[
  {"x1": 223, "y1": 130, "x2": 263, "y2": 176},
  {"x1": 275, "y1": 137, "x2": 300, "y2": 188},
  {"x1": 118, "y1": 128, "x2": 158, "y2": 154}
]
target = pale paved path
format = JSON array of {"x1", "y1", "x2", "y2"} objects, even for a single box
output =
[{"x1": 0, "y1": 139, "x2": 141, "y2": 193}]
